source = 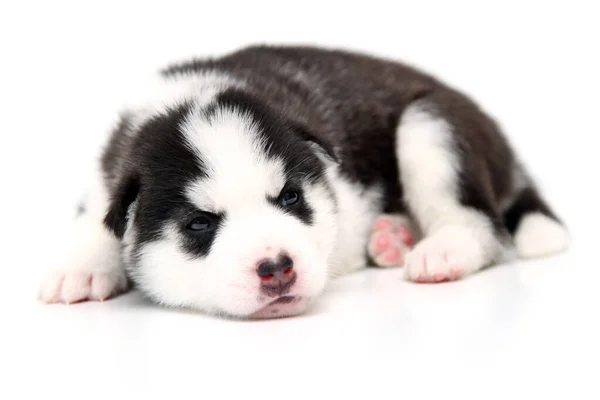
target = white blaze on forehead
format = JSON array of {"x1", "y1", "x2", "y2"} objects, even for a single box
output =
[{"x1": 182, "y1": 107, "x2": 286, "y2": 211}]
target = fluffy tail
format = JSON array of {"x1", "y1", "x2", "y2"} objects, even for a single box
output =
[{"x1": 503, "y1": 186, "x2": 570, "y2": 259}]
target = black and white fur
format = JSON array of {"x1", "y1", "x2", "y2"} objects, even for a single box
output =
[{"x1": 39, "y1": 45, "x2": 570, "y2": 318}]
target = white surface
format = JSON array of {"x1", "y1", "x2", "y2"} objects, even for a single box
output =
[{"x1": 1, "y1": 1, "x2": 599, "y2": 399}]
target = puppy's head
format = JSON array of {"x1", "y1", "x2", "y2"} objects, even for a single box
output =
[{"x1": 104, "y1": 89, "x2": 339, "y2": 318}]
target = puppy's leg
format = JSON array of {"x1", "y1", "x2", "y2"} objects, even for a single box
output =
[
  {"x1": 367, "y1": 214, "x2": 418, "y2": 267},
  {"x1": 396, "y1": 98, "x2": 507, "y2": 283},
  {"x1": 39, "y1": 172, "x2": 128, "y2": 303}
]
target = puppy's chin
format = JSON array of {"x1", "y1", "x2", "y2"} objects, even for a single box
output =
[
  {"x1": 248, "y1": 295, "x2": 314, "y2": 319},
  {"x1": 185, "y1": 294, "x2": 316, "y2": 320},
  {"x1": 171, "y1": 287, "x2": 322, "y2": 320}
]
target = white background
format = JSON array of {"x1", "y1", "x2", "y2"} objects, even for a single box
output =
[{"x1": 1, "y1": 1, "x2": 599, "y2": 399}]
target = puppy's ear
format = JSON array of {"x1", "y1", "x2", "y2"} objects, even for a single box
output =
[
  {"x1": 103, "y1": 173, "x2": 140, "y2": 239},
  {"x1": 291, "y1": 123, "x2": 339, "y2": 164}
]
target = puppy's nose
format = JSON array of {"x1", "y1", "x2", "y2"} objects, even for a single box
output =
[
  {"x1": 257, "y1": 254, "x2": 296, "y2": 297},
  {"x1": 257, "y1": 254, "x2": 293, "y2": 278}
]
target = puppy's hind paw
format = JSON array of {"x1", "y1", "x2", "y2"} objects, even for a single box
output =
[{"x1": 368, "y1": 214, "x2": 415, "y2": 267}]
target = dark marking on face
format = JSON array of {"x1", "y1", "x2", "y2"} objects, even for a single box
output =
[
  {"x1": 104, "y1": 102, "x2": 224, "y2": 259},
  {"x1": 267, "y1": 185, "x2": 313, "y2": 225},
  {"x1": 179, "y1": 209, "x2": 226, "y2": 258}
]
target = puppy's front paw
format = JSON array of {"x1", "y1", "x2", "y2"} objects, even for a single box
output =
[
  {"x1": 368, "y1": 215, "x2": 415, "y2": 267},
  {"x1": 39, "y1": 268, "x2": 128, "y2": 304},
  {"x1": 404, "y1": 226, "x2": 486, "y2": 283}
]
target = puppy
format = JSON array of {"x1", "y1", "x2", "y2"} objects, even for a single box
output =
[{"x1": 39, "y1": 45, "x2": 570, "y2": 318}]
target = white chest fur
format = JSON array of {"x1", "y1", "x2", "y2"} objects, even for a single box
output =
[{"x1": 326, "y1": 166, "x2": 384, "y2": 276}]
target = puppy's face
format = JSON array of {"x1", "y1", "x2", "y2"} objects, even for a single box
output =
[{"x1": 105, "y1": 91, "x2": 339, "y2": 318}]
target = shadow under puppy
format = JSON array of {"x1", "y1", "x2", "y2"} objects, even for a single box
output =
[{"x1": 39, "y1": 45, "x2": 569, "y2": 319}]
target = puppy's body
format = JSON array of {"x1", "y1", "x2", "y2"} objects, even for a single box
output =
[{"x1": 40, "y1": 45, "x2": 569, "y2": 318}]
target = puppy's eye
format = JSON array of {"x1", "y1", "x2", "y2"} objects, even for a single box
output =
[
  {"x1": 280, "y1": 190, "x2": 300, "y2": 207},
  {"x1": 186, "y1": 216, "x2": 211, "y2": 232}
]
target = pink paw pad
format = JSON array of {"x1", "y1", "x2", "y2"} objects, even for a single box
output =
[
  {"x1": 395, "y1": 225, "x2": 414, "y2": 247},
  {"x1": 384, "y1": 247, "x2": 401, "y2": 263},
  {"x1": 368, "y1": 215, "x2": 415, "y2": 268},
  {"x1": 376, "y1": 234, "x2": 391, "y2": 249},
  {"x1": 373, "y1": 219, "x2": 392, "y2": 231}
]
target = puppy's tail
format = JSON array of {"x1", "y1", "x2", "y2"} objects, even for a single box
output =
[{"x1": 502, "y1": 184, "x2": 570, "y2": 259}]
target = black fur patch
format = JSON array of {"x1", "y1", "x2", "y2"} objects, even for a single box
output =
[
  {"x1": 176, "y1": 208, "x2": 226, "y2": 258},
  {"x1": 103, "y1": 102, "x2": 223, "y2": 258},
  {"x1": 503, "y1": 187, "x2": 559, "y2": 234},
  {"x1": 104, "y1": 173, "x2": 140, "y2": 238}
]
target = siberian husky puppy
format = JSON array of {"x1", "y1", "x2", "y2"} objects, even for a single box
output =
[{"x1": 39, "y1": 45, "x2": 569, "y2": 318}]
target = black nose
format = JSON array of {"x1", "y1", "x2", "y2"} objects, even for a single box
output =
[{"x1": 257, "y1": 254, "x2": 294, "y2": 278}]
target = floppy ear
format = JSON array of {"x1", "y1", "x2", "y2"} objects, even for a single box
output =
[
  {"x1": 103, "y1": 173, "x2": 140, "y2": 239},
  {"x1": 291, "y1": 123, "x2": 339, "y2": 164}
]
